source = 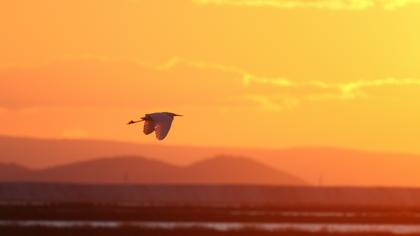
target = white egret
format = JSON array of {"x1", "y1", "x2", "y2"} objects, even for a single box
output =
[{"x1": 127, "y1": 112, "x2": 182, "y2": 140}]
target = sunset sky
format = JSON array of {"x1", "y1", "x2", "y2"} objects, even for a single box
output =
[{"x1": 2, "y1": 0, "x2": 420, "y2": 154}]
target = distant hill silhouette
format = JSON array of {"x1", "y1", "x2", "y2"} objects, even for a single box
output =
[
  {"x1": 182, "y1": 156, "x2": 303, "y2": 185},
  {"x1": 2, "y1": 135, "x2": 420, "y2": 186},
  {"x1": 0, "y1": 163, "x2": 32, "y2": 182},
  {"x1": 0, "y1": 156, "x2": 306, "y2": 185}
]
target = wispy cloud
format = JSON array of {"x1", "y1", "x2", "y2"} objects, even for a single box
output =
[
  {"x1": 247, "y1": 76, "x2": 420, "y2": 99},
  {"x1": 384, "y1": 0, "x2": 420, "y2": 9},
  {"x1": 244, "y1": 94, "x2": 299, "y2": 111},
  {"x1": 193, "y1": 0, "x2": 420, "y2": 10},
  {"x1": 337, "y1": 77, "x2": 420, "y2": 97},
  {"x1": 159, "y1": 57, "x2": 420, "y2": 110},
  {"x1": 3, "y1": 57, "x2": 420, "y2": 112}
]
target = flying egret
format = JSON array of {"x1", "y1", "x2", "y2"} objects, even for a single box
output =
[{"x1": 127, "y1": 112, "x2": 182, "y2": 140}]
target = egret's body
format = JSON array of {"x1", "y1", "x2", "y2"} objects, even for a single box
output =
[{"x1": 128, "y1": 112, "x2": 182, "y2": 140}]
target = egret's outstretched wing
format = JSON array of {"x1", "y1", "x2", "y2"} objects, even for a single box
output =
[
  {"x1": 154, "y1": 115, "x2": 174, "y2": 140},
  {"x1": 143, "y1": 120, "x2": 155, "y2": 135}
]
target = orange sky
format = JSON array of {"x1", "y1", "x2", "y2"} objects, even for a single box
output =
[{"x1": 2, "y1": 0, "x2": 420, "y2": 153}]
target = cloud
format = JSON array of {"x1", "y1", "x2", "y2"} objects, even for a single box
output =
[
  {"x1": 0, "y1": 58, "x2": 244, "y2": 110},
  {"x1": 384, "y1": 0, "x2": 420, "y2": 9},
  {"x1": 246, "y1": 75, "x2": 420, "y2": 99},
  {"x1": 160, "y1": 57, "x2": 420, "y2": 102},
  {"x1": 337, "y1": 77, "x2": 420, "y2": 97},
  {"x1": 193, "y1": 0, "x2": 420, "y2": 10},
  {"x1": 244, "y1": 94, "x2": 299, "y2": 111},
  {"x1": 2, "y1": 57, "x2": 420, "y2": 112},
  {"x1": 156, "y1": 58, "x2": 420, "y2": 111}
]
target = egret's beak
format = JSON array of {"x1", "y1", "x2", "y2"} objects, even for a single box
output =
[
  {"x1": 127, "y1": 120, "x2": 143, "y2": 125},
  {"x1": 174, "y1": 114, "x2": 183, "y2": 117}
]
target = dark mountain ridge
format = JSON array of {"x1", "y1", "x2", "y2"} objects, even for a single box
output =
[
  {"x1": 3, "y1": 135, "x2": 420, "y2": 186},
  {"x1": 0, "y1": 156, "x2": 306, "y2": 186}
]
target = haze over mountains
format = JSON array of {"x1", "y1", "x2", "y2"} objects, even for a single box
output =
[
  {"x1": 0, "y1": 156, "x2": 305, "y2": 185},
  {"x1": 2, "y1": 135, "x2": 420, "y2": 186}
]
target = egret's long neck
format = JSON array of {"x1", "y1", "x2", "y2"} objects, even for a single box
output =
[{"x1": 128, "y1": 119, "x2": 143, "y2": 125}]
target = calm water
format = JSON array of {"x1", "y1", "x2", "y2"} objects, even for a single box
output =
[
  {"x1": 2, "y1": 220, "x2": 420, "y2": 234},
  {"x1": 230, "y1": 210, "x2": 420, "y2": 218}
]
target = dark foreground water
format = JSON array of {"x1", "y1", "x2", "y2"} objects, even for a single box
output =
[
  {"x1": 4, "y1": 202, "x2": 420, "y2": 235},
  {"x1": 2, "y1": 220, "x2": 420, "y2": 234}
]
